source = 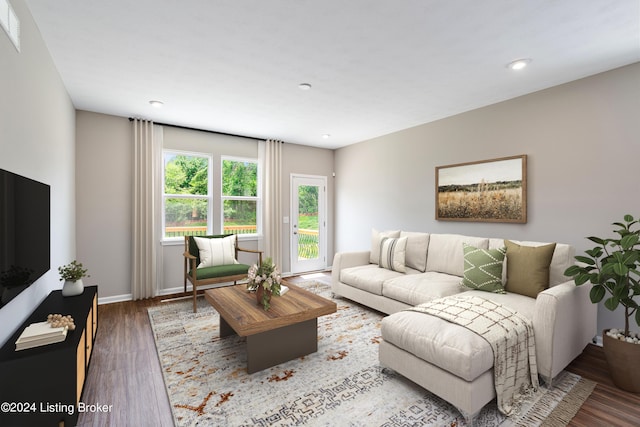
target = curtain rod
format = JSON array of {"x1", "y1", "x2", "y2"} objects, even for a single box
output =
[{"x1": 128, "y1": 117, "x2": 266, "y2": 142}]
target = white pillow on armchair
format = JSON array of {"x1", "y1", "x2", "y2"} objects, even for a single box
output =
[{"x1": 194, "y1": 235, "x2": 239, "y2": 268}]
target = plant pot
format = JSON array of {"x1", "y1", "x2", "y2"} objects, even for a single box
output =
[
  {"x1": 602, "y1": 329, "x2": 640, "y2": 393},
  {"x1": 256, "y1": 286, "x2": 271, "y2": 309},
  {"x1": 62, "y1": 279, "x2": 84, "y2": 297}
]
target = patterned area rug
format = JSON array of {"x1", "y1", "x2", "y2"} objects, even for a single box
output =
[{"x1": 148, "y1": 281, "x2": 594, "y2": 427}]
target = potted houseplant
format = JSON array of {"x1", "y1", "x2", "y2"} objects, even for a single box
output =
[
  {"x1": 58, "y1": 260, "x2": 90, "y2": 297},
  {"x1": 246, "y1": 258, "x2": 282, "y2": 310},
  {"x1": 564, "y1": 214, "x2": 640, "y2": 392}
]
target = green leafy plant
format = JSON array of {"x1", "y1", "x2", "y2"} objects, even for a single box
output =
[
  {"x1": 564, "y1": 214, "x2": 640, "y2": 337},
  {"x1": 58, "y1": 260, "x2": 90, "y2": 282},
  {"x1": 246, "y1": 258, "x2": 281, "y2": 310}
]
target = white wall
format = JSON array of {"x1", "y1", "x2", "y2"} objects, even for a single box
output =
[
  {"x1": 74, "y1": 115, "x2": 335, "y2": 299},
  {"x1": 281, "y1": 143, "x2": 335, "y2": 273},
  {"x1": 334, "y1": 63, "x2": 640, "y2": 333},
  {"x1": 0, "y1": 0, "x2": 76, "y2": 346},
  {"x1": 75, "y1": 111, "x2": 132, "y2": 300}
]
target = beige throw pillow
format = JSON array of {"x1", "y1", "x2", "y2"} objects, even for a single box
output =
[
  {"x1": 370, "y1": 229, "x2": 400, "y2": 264},
  {"x1": 400, "y1": 231, "x2": 430, "y2": 272},
  {"x1": 504, "y1": 240, "x2": 556, "y2": 298}
]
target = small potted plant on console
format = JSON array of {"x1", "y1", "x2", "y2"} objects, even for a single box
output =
[
  {"x1": 58, "y1": 260, "x2": 90, "y2": 297},
  {"x1": 565, "y1": 214, "x2": 640, "y2": 392}
]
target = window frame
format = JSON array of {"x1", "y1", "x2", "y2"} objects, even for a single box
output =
[
  {"x1": 162, "y1": 149, "x2": 213, "y2": 242},
  {"x1": 220, "y1": 155, "x2": 262, "y2": 238}
]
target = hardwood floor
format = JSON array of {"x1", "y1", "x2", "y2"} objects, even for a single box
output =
[
  {"x1": 78, "y1": 274, "x2": 639, "y2": 426},
  {"x1": 78, "y1": 298, "x2": 174, "y2": 427},
  {"x1": 565, "y1": 344, "x2": 640, "y2": 426}
]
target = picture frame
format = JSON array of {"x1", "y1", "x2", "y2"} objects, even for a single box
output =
[{"x1": 435, "y1": 154, "x2": 527, "y2": 223}]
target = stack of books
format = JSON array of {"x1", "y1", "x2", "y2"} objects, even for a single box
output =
[{"x1": 15, "y1": 321, "x2": 68, "y2": 351}]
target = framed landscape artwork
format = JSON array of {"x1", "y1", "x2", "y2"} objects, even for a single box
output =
[{"x1": 435, "y1": 155, "x2": 527, "y2": 223}]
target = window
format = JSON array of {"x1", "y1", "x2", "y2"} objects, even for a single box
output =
[
  {"x1": 221, "y1": 157, "x2": 260, "y2": 236},
  {"x1": 163, "y1": 151, "x2": 212, "y2": 239}
]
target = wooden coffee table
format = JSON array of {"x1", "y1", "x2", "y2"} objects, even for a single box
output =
[{"x1": 204, "y1": 281, "x2": 337, "y2": 373}]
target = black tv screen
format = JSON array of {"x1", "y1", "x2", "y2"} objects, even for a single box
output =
[{"x1": 0, "y1": 169, "x2": 51, "y2": 308}]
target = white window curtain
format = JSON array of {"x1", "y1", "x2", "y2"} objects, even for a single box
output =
[
  {"x1": 261, "y1": 139, "x2": 283, "y2": 266},
  {"x1": 132, "y1": 119, "x2": 163, "y2": 299}
]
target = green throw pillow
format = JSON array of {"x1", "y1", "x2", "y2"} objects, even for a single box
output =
[
  {"x1": 461, "y1": 243, "x2": 507, "y2": 293},
  {"x1": 504, "y1": 240, "x2": 556, "y2": 298}
]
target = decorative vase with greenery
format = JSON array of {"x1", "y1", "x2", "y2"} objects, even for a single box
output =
[
  {"x1": 246, "y1": 258, "x2": 282, "y2": 310},
  {"x1": 564, "y1": 214, "x2": 640, "y2": 392},
  {"x1": 58, "y1": 260, "x2": 90, "y2": 297}
]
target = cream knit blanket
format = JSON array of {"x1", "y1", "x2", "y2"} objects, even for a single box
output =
[{"x1": 408, "y1": 295, "x2": 539, "y2": 416}]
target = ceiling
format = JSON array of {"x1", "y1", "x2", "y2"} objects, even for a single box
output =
[{"x1": 25, "y1": 0, "x2": 640, "y2": 149}]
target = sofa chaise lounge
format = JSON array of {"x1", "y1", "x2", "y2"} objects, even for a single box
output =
[{"x1": 331, "y1": 230, "x2": 597, "y2": 421}]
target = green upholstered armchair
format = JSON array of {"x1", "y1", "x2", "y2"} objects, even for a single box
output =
[{"x1": 183, "y1": 234, "x2": 263, "y2": 312}]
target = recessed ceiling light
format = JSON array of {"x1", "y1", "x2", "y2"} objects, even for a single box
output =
[
  {"x1": 322, "y1": 134, "x2": 331, "y2": 139},
  {"x1": 507, "y1": 59, "x2": 532, "y2": 70},
  {"x1": 149, "y1": 100, "x2": 164, "y2": 108},
  {"x1": 298, "y1": 83, "x2": 312, "y2": 90}
]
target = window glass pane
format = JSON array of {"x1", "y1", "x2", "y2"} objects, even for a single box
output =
[
  {"x1": 223, "y1": 199, "x2": 257, "y2": 234},
  {"x1": 164, "y1": 154, "x2": 208, "y2": 195},
  {"x1": 297, "y1": 185, "x2": 319, "y2": 260},
  {"x1": 222, "y1": 159, "x2": 257, "y2": 197},
  {"x1": 164, "y1": 198, "x2": 208, "y2": 237}
]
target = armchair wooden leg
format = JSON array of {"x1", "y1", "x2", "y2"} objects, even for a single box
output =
[{"x1": 193, "y1": 285, "x2": 197, "y2": 313}]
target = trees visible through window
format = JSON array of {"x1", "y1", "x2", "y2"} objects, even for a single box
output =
[
  {"x1": 222, "y1": 158, "x2": 259, "y2": 235},
  {"x1": 163, "y1": 152, "x2": 211, "y2": 239}
]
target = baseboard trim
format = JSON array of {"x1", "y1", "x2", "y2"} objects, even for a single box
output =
[
  {"x1": 98, "y1": 287, "x2": 191, "y2": 305},
  {"x1": 98, "y1": 294, "x2": 133, "y2": 305},
  {"x1": 594, "y1": 335, "x2": 603, "y2": 347}
]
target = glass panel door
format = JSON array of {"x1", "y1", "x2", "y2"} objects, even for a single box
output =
[{"x1": 291, "y1": 175, "x2": 326, "y2": 273}]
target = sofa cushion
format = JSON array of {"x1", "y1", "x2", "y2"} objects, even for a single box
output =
[
  {"x1": 191, "y1": 263, "x2": 250, "y2": 280},
  {"x1": 382, "y1": 272, "x2": 465, "y2": 306},
  {"x1": 463, "y1": 290, "x2": 536, "y2": 320},
  {"x1": 379, "y1": 236, "x2": 407, "y2": 272},
  {"x1": 340, "y1": 264, "x2": 403, "y2": 295},
  {"x1": 505, "y1": 240, "x2": 556, "y2": 298},
  {"x1": 370, "y1": 229, "x2": 401, "y2": 264},
  {"x1": 461, "y1": 243, "x2": 507, "y2": 293},
  {"x1": 400, "y1": 231, "x2": 430, "y2": 272},
  {"x1": 381, "y1": 310, "x2": 493, "y2": 382},
  {"x1": 193, "y1": 235, "x2": 238, "y2": 268},
  {"x1": 426, "y1": 234, "x2": 489, "y2": 276},
  {"x1": 489, "y1": 239, "x2": 574, "y2": 287}
]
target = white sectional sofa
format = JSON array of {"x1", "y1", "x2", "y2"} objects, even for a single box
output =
[{"x1": 331, "y1": 230, "x2": 597, "y2": 421}]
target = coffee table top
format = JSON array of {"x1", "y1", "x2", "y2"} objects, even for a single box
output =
[{"x1": 204, "y1": 282, "x2": 337, "y2": 336}]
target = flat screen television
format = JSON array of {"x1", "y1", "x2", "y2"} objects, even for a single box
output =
[{"x1": 0, "y1": 169, "x2": 51, "y2": 308}]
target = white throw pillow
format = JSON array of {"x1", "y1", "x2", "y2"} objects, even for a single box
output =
[
  {"x1": 400, "y1": 231, "x2": 430, "y2": 272},
  {"x1": 370, "y1": 229, "x2": 401, "y2": 264},
  {"x1": 378, "y1": 236, "x2": 407, "y2": 273},
  {"x1": 194, "y1": 235, "x2": 238, "y2": 268}
]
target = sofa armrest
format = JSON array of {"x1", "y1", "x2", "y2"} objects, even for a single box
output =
[
  {"x1": 331, "y1": 251, "x2": 371, "y2": 290},
  {"x1": 533, "y1": 280, "x2": 597, "y2": 381}
]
